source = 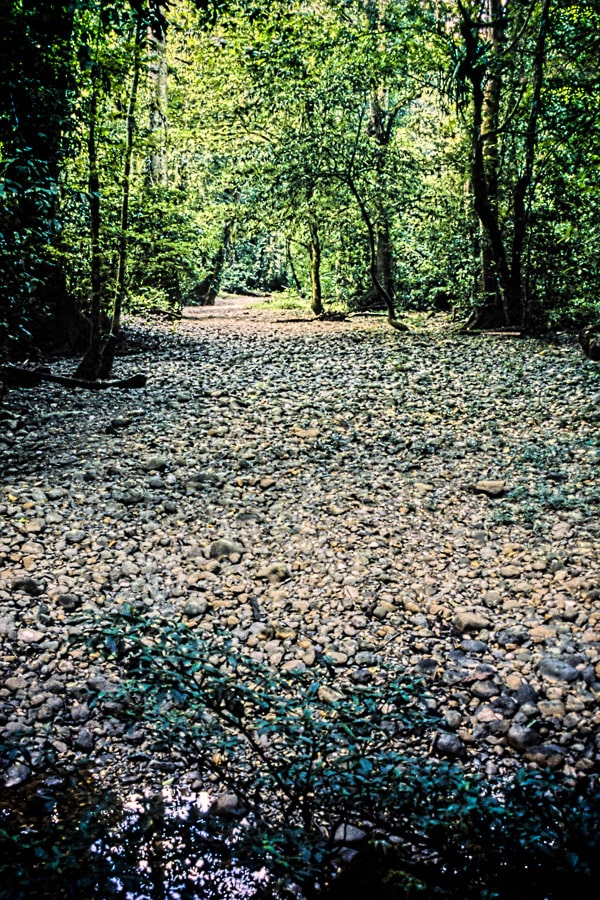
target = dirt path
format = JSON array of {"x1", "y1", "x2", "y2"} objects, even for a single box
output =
[{"x1": 1, "y1": 299, "x2": 599, "y2": 790}]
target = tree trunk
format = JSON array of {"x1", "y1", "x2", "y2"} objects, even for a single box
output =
[
  {"x1": 111, "y1": 11, "x2": 144, "y2": 339},
  {"x1": 478, "y1": 0, "x2": 503, "y2": 315},
  {"x1": 308, "y1": 221, "x2": 324, "y2": 316},
  {"x1": 363, "y1": 75, "x2": 403, "y2": 327},
  {"x1": 147, "y1": 5, "x2": 168, "y2": 188},
  {"x1": 512, "y1": 0, "x2": 552, "y2": 327},
  {"x1": 347, "y1": 175, "x2": 405, "y2": 330},
  {"x1": 374, "y1": 220, "x2": 394, "y2": 308},
  {"x1": 75, "y1": 74, "x2": 103, "y2": 380},
  {"x1": 460, "y1": 0, "x2": 551, "y2": 330},
  {"x1": 286, "y1": 240, "x2": 306, "y2": 297},
  {"x1": 190, "y1": 222, "x2": 232, "y2": 306}
]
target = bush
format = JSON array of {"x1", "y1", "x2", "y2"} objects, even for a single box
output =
[{"x1": 1, "y1": 607, "x2": 599, "y2": 899}]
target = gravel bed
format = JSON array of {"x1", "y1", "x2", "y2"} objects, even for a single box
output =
[{"x1": 1, "y1": 301, "x2": 599, "y2": 792}]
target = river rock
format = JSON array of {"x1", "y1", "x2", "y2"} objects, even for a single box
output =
[
  {"x1": 538, "y1": 657, "x2": 579, "y2": 683},
  {"x1": 473, "y1": 480, "x2": 506, "y2": 497},
  {"x1": 257, "y1": 562, "x2": 291, "y2": 584},
  {"x1": 452, "y1": 610, "x2": 491, "y2": 633},
  {"x1": 209, "y1": 538, "x2": 245, "y2": 559}
]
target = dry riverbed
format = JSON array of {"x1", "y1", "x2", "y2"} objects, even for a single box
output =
[{"x1": 1, "y1": 299, "x2": 599, "y2": 793}]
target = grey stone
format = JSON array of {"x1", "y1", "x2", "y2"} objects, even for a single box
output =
[
  {"x1": 3, "y1": 762, "x2": 30, "y2": 787},
  {"x1": 142, "y1": 455, "x2": 169, "y2": 472},
  {"x1": 499, "y1": 565, "x2": 521, "y2": 578},
  {"x1": 257, "y1": 561, "x2": 291, "y2": 584},
  {"x1": 470, "y1": 679, "x2": 498, "y2": 700},
  {"x1": 351, "y1": 668, "x2": 373, "y2": 684},
  {"x1": 473, "y1": 480, "x2": 506, "y2": 497},
  {"x1": 184, "y1": 599, "x2": 208, "y2": 618},
  {"x1": 525, "y1": 744, "x2": 565, "y2": 768},
  {"x1": 538, "y1": 657, "x2": 579, "y2": 683},
  {"x1": 435, "y1": 733, "x2": 466, "y2": 759},
  {"x1": 58, "y1": 593, "x2": 81, "y2": 611},
  {"x1": 281, "y1": 659, "x2": 306, "y2": 674},
  {"x1": 354, "y1": 651, "x2": 378, "y2": 666},
  {"x1": 334, "y1": 823, "x2": 368, "y2": 844},
  {"x1": 514, "y1": 683, "x2": 537, "y2": 705},
  {"x1": 17, "y1": 628, "x2": 45, "y2": 643},
  {"x1": 209, "y1": 538, "x2": 245, "y2": 559},
  {"x1": 482, "y1": 591, "x2": 503, "y2": 609},
  {"x1": 496, "y1": 626, "x2": 529, "y2": 647},
  {"x1": 74, "y1": 728, "x2": 95, "y2": 751},
  {"x1": 460, "y1": 639, "x2": 487, "y2": 653},
  {"x1": 215, "y1": 793, "x2": 244, "y2": 816},
  {"x1": 507, "y1": 724, "x2": 539, "y2": 750}
]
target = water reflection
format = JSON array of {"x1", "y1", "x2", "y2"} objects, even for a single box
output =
[{"x1": 0, "y1": 768, "x2": 277, "y2": 899}]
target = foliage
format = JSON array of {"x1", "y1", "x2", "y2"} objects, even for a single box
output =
[
  {"x1": 0, "y1": 0, "x2": 75, "y2": 356},
  {"x1": 5, "y1": 606, "x2": 598, "y2": 899},
  {"x1": 2, "y1": 604, "x2": 600, "y2": 897},
  {"x1": 0, "y1": 759, "x2": 120, "y2": 900},
  {"x1": 324, "y1": 770, "x2": 600, "y2": 899},
  {"x1": 3, "y1": 0, "x2": 600, "y2": 348}
]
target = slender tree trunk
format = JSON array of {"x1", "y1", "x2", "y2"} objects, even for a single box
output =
[
  {"x1": 75, "y1": 73, "x2": 103, "y2": 380},
  {"x1": 511, "y1": 0, "x2": 552, "y2": 326},
  {"x1": 308, "y1": 221, "x2": 324, "y2": 316},
  {"x1": 111, "y1": 11, "x2": 144, "y2": 338},
  {"x1": 362, "y1": 1, "x2": 402, "y2": 324},
  {"x1": 347, "y1": 175, "x2": 406, "y2": 330},
  {"x1": 286, "y1": 240, "x2": 305, "y2": 297},
  {"x1": 191, "y1": 222, "x2": 232, "y2": 306},
  {"x1": 460, "y1": 0, "x2": 551, "y2": 329},
  {"x1": 147, "y1": 5, "x2": 168, "y2": 188},
  {"x1": 367, "y1": 84, "x2": 398, "y2": 318},
  {"x1": 460, "y1": 1, "x2": 512, "y2": 326},
  {"x1": 375, "y1": 220, "x2": 394, "y2": 306},
  {"x1": 479, "y1": 0, "x2": 503, "y2": 313}
]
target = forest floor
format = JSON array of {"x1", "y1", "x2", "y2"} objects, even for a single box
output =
[{"x1": 1, "y1": 295, "x2": 600, "y2": 794}]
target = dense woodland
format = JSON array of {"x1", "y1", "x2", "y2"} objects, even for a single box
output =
[{"x1": 1, "y1": 0, "x2": 600, "y2": 371}]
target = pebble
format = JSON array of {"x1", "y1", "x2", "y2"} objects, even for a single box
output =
[
  {"x1": 257, "y1": 562, "x2": 291, "y2": 584},
  {"x1": 209, "y1": 538, "x2": 245, "y2": 559},
  {"x1": 452, "y1": 610, "x2": 491, "y2": 633},
  {"x1": 538, "y1": 657, "x2": 580, "y2": 683},
  {"x1": 435, "y1": 733, "x2": 466, "y2": 759},
  {"x1": 473, "y1": 480, "x2": 506, "y2": 497}
]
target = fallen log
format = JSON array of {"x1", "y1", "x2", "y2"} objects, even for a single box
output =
[{"x1": 1, "y1": 365, "x2": 147, "y2": 393}]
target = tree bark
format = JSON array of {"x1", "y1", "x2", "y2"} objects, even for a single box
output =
[
  {"x1": 75, "y1": 72, "x2": 103, "y2": 380},
  {"x1": 478, "y1": 0, "x2": 503, "y2": 314},
  {"x1": 189, "y1": 222, "x2": 232, "y2": 306},
  {"x1": 308, "y1": 221, "x2": 324, "y2": 316},
  {"x1": 111, "y1": 10, "x2": 145, "y2": 339},
  {"x1": 512, "y1": 0, "x2": 552, "y2": 326},
  {"x1": 1, "y1": 366, "x2": 147, "y2": 393},
  {"x1": 374, "y1": 220, "x2": 394, "y2": 308},
  {"x1": 286, "y1": 240, "x2": 306, "y2": 297},
  {"x1": 460, "y1": 0, "x2": 552, "y2": 329},
  {"x1": 346, "y1": 175, "x2": 406, "y2": 330},
  {"x1": 147, "y1": 5, "x2": 169, "y2": 188},
  {"x1": 367, "y1": 83, "x2": 398, "y2": 319}
]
